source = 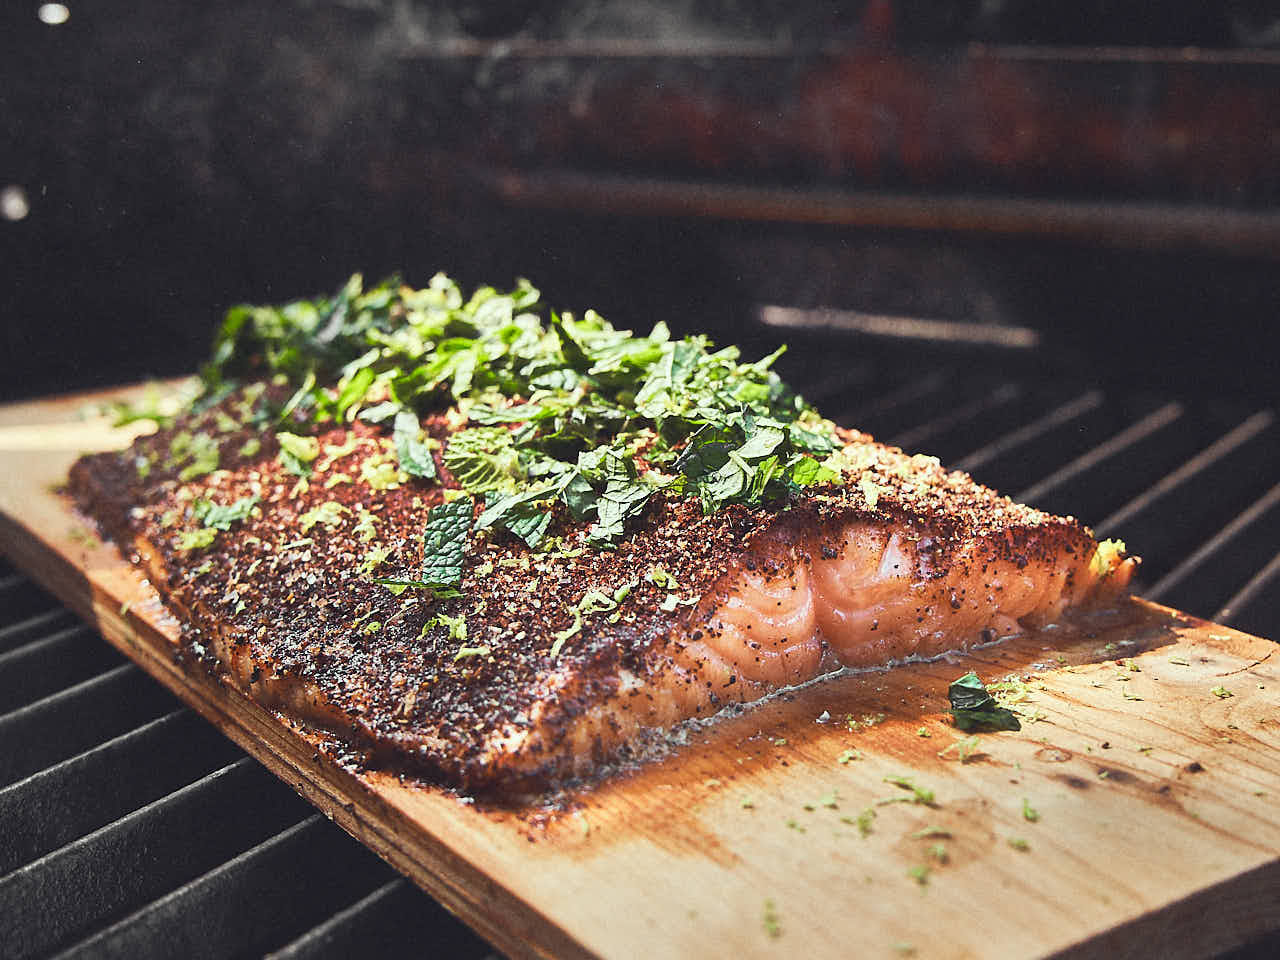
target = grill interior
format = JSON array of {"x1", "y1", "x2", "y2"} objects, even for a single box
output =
[{"x1": 1, "y1": 350, "x2": 1276, "y2": 959}]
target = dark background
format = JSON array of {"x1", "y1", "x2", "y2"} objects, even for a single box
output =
[{"x1": 3, "y1": 0, "x2": 1279, "y2": 405}]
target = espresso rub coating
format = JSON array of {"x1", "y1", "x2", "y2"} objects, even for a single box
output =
[{"x1": 70, "y1": 406, "x2": 1133, "y2": 795}]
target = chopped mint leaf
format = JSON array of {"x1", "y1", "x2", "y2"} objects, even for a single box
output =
[
  {"x1": 549, "y1": 608, "x2": 583, "y2": 658},
  {"x1": 645, "y1": 566, "x2": 680, "y2": 590},
  {"x1": 334, "y1": 366, "x2": 375, "y2": 421},
  {"x1": 298, "y1": 500, "x2": 348, "y2": 533},
  {"x1": 277, "y1": 432, "x2": 320, "y2": 477},
  {"x1": 193, "y1": 495, "x2": 259, "y2": 531},
  {"x1": 370, "y1": 577, "x2": 462, "y2": 599},
  {"x1": 393, "y1": 411, "x2": 438, "y2": 480},
  {"x1": 587, "y1": 475, "x2": 653, "y2": 547},
  {"x1": 475, "y1": 482, "x2": 556, "y2": 549},
  {"x1": 948, "y1": 672, "x2": 1022, "y2": 732},
  {"x1": 358, "y1": 401, "x2": 400, "y2": 424},
  {"x1": 442, "y1": 427, "x2": 523, "y2": 494},
  {"x1": 176, "y1": 528, "x2": 217, "y2": 552},
  {"x1": 420, "y1": 496, "x2": 474, "y2": 587},
  {"x1": 167, "y1": 431, "x2": 220, "y2": 482}
]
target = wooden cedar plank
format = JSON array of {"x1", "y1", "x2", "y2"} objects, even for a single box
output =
[{"x1": 0, "y1": 387, "x2": 1276, "y2": 960}]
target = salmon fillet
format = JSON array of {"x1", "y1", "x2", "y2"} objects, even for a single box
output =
[
  {"x1": 68, "y1": 274, "x2": 1134, "y2": 795},
  {"x1": 70, "y1": 416, "x2": 1131, "y2": 795}
]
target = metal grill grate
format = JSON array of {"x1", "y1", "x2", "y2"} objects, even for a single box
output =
[
  {"x1": 0, "y1": 564, "x2": 496, "y2": 960},
  {"x1": 1, "y1": 361, "x2": 1276, "y2": 959}
]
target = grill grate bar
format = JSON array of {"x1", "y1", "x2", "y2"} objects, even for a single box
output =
[
  {"x1": 1215, "y1": 549, "x2": 1280, "y2": 634},
  {"x1": 1014, "y1": 401, "x2": 1185, "y2": 506},
  {"x1": 265, "y1": 879, "x2": 408, "y2": 960},
  {"x1": 889, "y1": 383, "x2": 1023, "y2": 453},
  {"x1": 56, "y1": 813, "x2": 399, "y2": 960},
  {"x1": 0, "y1": 624, "x2": 118, "y2": 714},
  {"x1": 0, "y1": 608, "x2": 77, "y2": 656},
  {"x1": 0, "y1": 757, "x2": 308, "y2": 959},
  {"x1": 265, "y1": 877, "x2": 496, "y2": 960},
  {"x1": 952, "y1": 390, "x2": 1104, "y2": 473},
  {"x1": 1095, "y1": 410, "x2": 1276, "y2": 536},
  {"x1": 0, "y1": 708, "x2": 242, "y2": 876},
  {"x1": 1145, "y1": 482, "x2": 1280, "y2": 608},
  {"x1": 0, "y1": 664, "x2": 175, "y2": 788}
]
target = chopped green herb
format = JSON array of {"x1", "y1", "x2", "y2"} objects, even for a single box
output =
[
  {"x1": 1008, "y1": 837, "x2": 1030, "y2": 851},
  {"x1": 645, "y1": 566, "x2": 680, "y2": 590},
  {"x1": 193, "y1": 495, "x2": 259, "y2": 531},
  {"x1": 357, "y1": 545, "x2": 391, "y2": 576},
  {"x1": 910, "y1": 826, "x2": 951, "y2": 840},
  {"x1": 659, "y1": 592, "x2": 699, "y2": 613},
  {"x1": 907, "y1": 864, "x2": 930, "y2": 886},
  {"x1": 948, "y1": 672, "x2": 1022, "y2": 732},
  {"x1": 844, "y1": 807, "x2": 876, "y2": 837},
  {"x1": 881, "y1": 776, "x2": 936, "y2": 807},
  {"x1": 176, "y1": 528, "x2": 217, "y2": 552},
  {"x1": 437, "y1": 613, "x2": 467, "y2": 643},
  {"x1": 452, "y1": 645, "x2": 491, "y2": 662},
  {"x1": 237, "y1": 436, "x2": 261, "y2": 458},
  {"x1": 393, "y1": 410, "x2": 437, "y2": 480},
  {"x1": 1022, "y1": 798, "x2": 1040, "y2": 823},
  {"x1": 916, "y1": 727, "x2": 931, "y2": 738},
  {"x1": 847, "y1": 712, "x2": 887, "y2": 732},
  {"x1": 298, "y1": 500, "x2": 348, "y2": 533},
  {"x1": 352, "y1": 508, "x2": 378, "y2": 542},
  {"x1": 837, "y1": 748, "x2": 862, "y2": 765},
  {"x1": 360, "y1": 453, "x2": 406, "y2": 491},
  {"x1": 937, "y1": 735, "x2": 981, "y2": 763},
  {"x1": 927, "y1": 843, "x2": 949, "y2": 864},
  {"x1": 277, "y1": 432, "x2": 319, "y2": 476},
  {"x1": 417, "y1": 496, "x2": 474, "y2": 588},
  {"x1": 1169, "y1": 655, "x2": 1191, "y2": 666},
  {"x1": 549, "y1": 609, "x2": 582, "y2": 659},
  {"x1": 168, "y1": 431, "x2": 220, "y2": 482},
  {"x1": 762, "y1": 899, "x2": 781, "y2": 939},
  {"x1": 1211, "y1": 686, "x2": 1233, "y2": 699}
]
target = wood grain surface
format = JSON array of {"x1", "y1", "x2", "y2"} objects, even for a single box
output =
[{"x1": 0, "y1": 384, "x2": 1277, "y2": 960}]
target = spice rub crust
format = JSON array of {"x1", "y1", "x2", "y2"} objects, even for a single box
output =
[{"x1": 69, "y1": 406, "x2": 1132, "y2": 796}]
